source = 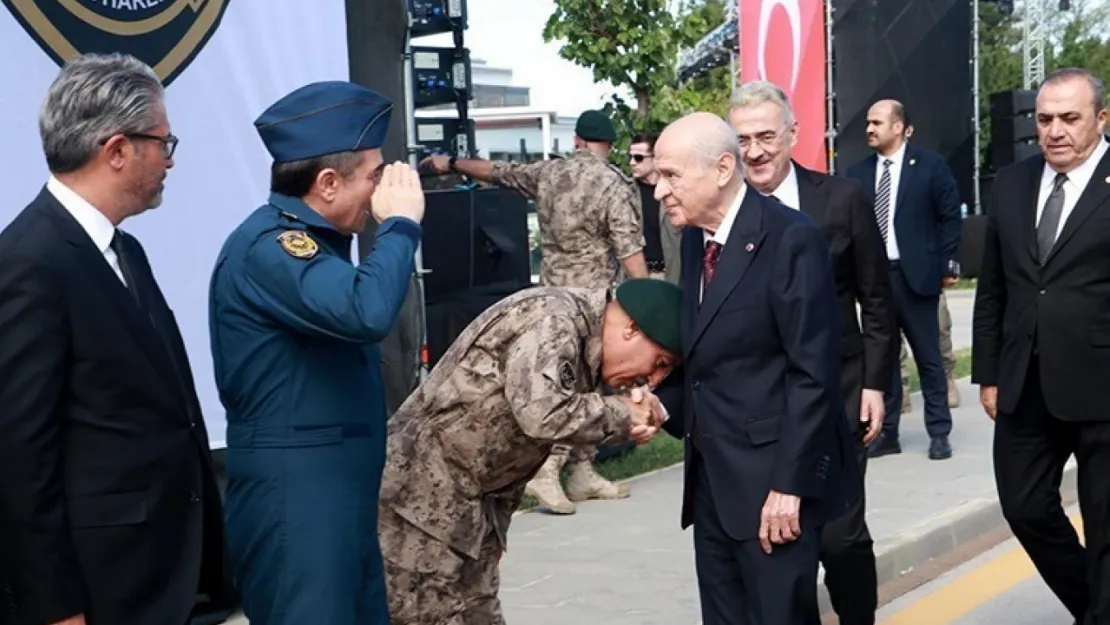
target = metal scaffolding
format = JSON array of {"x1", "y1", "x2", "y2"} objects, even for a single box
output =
[{"x1": 1023, "y1": 0, "x2": 1047, "y2": 88}]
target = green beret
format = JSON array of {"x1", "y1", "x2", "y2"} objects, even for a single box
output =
[
  {"x1": 615, "y1": 279, "x2": 683, "y2": 354},
  {"x1": 575, "y1": 110, "x2": 617, "y2": 143}
]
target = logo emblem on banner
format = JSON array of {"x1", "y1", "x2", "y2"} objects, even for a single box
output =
[{"x1": 1, "y1": 0, "x2": 230, "y2": 87}]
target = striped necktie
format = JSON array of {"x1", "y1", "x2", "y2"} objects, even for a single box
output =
[{"x1": 874, "y1": 159, "x2": 893, "y2": 245}]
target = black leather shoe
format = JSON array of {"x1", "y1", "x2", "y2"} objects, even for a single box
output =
[
  {"x1": 929, "y1": 435, "x2": 953, "y2": 460},
  {"x1": 867, "y1": 433, "x2": 902, "y2": 458}
]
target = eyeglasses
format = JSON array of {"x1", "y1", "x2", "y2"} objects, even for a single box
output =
[
  {"x1": 737, "y1": 132, "x2": 781, "y2": 151},
  {"x1": 630, "y1": 153, "x2": 652, "y2": 163},
  {"x1": 127, "y1": 132, "x2": 179, "y2": 159}
]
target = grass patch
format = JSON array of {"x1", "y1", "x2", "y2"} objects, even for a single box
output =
[
  {"x1": 949, "y1": 278, "x2": 976, "y2": 290},
  {"x1": 905, "y1": 347, "x2": 972, "y2": 392},
  {"x1": 518, "y1": 348, "x2": 974, "y2": 511}
]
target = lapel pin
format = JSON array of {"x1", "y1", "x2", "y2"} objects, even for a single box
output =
[
  {"x1": 909, "y1": 158, "x2": 916, "y2": 166},
  {"x1": 745, "y1": 243, "x2": 755, "y2": 252},
  {"x1": 1104, "y1": 175, "x2": 1110, "y2": 183}
]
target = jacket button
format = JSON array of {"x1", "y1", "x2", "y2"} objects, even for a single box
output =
[{"x1": 190, "y1": 493, "x2": 201, "y2": 504}]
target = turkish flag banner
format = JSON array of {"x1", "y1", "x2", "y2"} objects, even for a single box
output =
[{"x1": 739, "y1": 0, "x2": 828, "y2": 172}]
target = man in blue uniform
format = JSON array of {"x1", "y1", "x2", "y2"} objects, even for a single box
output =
[{"x1": 208, "y1": 81, "x2": 424, "y2": 625}]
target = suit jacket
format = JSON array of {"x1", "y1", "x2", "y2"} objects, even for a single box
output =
[
  {"x1": 658, "y1": 189, "x2": 858, "y2": 540},
  {"x1": 972, "y1": 147, "x2": 1110, "y2": 421},
  {"x1": 794, "y1": 163, "x2": 895, "y2": 395},
  {"x1": 846, "y1": 143, "x2": 963, "y2": 297},
  {"x1": 0, "y1": 189, "x2": 236, "y2": 625}
]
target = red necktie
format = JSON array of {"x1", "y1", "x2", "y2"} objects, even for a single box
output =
[{"x1": 702, "y1": 241, "x2": 723, "y2": 289}]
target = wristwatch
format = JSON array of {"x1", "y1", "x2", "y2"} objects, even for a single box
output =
[{"x1": 447, "y1": 155, "x2": 458, "y2": 172}]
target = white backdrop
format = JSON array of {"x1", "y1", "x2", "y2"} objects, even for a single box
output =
[{"x1": 0, "y1": 0, "x2": 352, "y2": 447}]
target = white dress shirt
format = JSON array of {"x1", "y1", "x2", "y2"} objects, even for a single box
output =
[
  {"x1": 874, "y1": 141, "x2": 907, "y2": 261},
  {"x1": 700, "y1": 183, "x2": 749, "y2": 302},
  {"x1": 767, "y1": 162, "x2": 801, "y2": 211},
  {"x1": 1036, "y1": 138, "x2": 1110, "y2": 241},
  {"x1": 46, "y1": 175, "x2": 127, "y2": 286}
]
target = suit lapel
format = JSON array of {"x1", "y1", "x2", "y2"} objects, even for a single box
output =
[
  {"x1": 894, "y1": 145, "x2": 917, "y2": 222},
  {"x1": 680, "y1": 226, "x2": 702, "y2": 347},
  {"x1": 1020, "y1": 156, "x2": 1045, "y2": 265},
  {"x1": 1045, "y1": 148, "x2": 1110, "y2": 264},
  {"x1": 795, "y1": 163, "x2": 826, "y2": 219},
  {"x1": 38, "y1": 192, "x2": 187, "y2": 410},
  {"x1": 688, "y1": 191, "x2": 767, "y2": 356}
]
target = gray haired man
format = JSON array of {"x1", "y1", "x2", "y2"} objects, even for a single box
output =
[
  {"x1": 727, "y1": 80, "x2": 896, "y2": 625},
  {"x1": 0, "y1": 53, "x2": 237, "y2": 625}
]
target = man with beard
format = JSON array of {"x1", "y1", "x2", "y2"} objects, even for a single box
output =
[
  {"x1": 728, "y1": 80, "x2": 894, "y2": 625},
  {"x1": 379, "y1": 279, "x2": 679, "y2": 624},
  {"x1": 208, "y1": 82, "x2": 425, "y2": 625}
]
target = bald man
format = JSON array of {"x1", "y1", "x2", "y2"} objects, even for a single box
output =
[
  {"x1": 653, "y1": 112, "x2": 858, "y2": 625},
  {"x1": 846, "y1": 100, "x2": 962, "y2": 462}
]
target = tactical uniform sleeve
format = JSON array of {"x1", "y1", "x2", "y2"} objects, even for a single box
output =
[
  {"x1": 605, "y1": 179, "x2": 645, "y2": 260},
  {"x1": 502, "y1": 315, "x2": 631, "y2": 445},
  {"x1": 488, "y1": 160, "x2": 548, "y2": 199},
  {"x1": 239, "y1": 217, "x2": 420, "y2": 342}
]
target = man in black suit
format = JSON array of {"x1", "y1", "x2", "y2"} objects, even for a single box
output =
[
  {"x1": 846, "y1": 100, "x2": 962, "y2": 460},
  {"x1": 728, "y1": 81, "x2": 895, "y2": 625},
  {"x1": 0, "y1": 53, "x2": 236, "y2": 625},
  {"x1": 973, "y1": 67, "x2": 1110, "y2": 625},
  {"x1": 651, "y1": 111, "x2": 856, "y2": 625}
]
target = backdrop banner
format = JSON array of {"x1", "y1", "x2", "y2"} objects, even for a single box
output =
[
  {"x1": 0, "y1": 0, "x2": 352, "y2": 447},
  {"x1": 738, "y1": 0, "x2": 828, "y2": 172}
]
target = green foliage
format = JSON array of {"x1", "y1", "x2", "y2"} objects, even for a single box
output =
[
  {"x1": 978, "y1": 0, "x2": 1110, "y2": 170},
  {"x1": 543, "y1": 0, "x2": 733, "y2": 169}
]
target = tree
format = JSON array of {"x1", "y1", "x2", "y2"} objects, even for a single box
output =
[{"x1": 543, "y1": 0, "x2": 731, "y2": 161}]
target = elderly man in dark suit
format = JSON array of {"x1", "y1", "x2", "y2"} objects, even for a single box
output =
[
  {"x1": 0, "y1": 53, "x2": 236, "y2": 625},
  {"x1": 974, "y1": 67, "x2": 1110, "y2": 625},
  {"x1": 846, "y1": 100, "x2": 962, "y2": 460},
  {"x1": 728, "y1": 80, "x2": 895, "y2": 625},
  {"x1": 651, "y1": 111, "x2": 856, "y2": 625}
]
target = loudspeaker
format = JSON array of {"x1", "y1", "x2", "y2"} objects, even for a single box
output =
[
  {"x1": 989, "y1": 89, "x2": 1036, "y2": 119},
  {"x1": 991, "y1": 140, "x2": 1040, "y2": 168},
  {"x1": 957, "y1": 214, "x2": 988, "y2": 277},
  {"x1": 421, "y1": 187, "x2": 532, "y2": 303},
  {"x1": 991, "y1": 115, "x2": 1037, "y2": 145}
]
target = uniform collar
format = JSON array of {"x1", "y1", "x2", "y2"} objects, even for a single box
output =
[
  {"x1": 582, "y1": 288, "x2": 611, "y2": 385},
  {"x1": 268, "y1": 192, "x2": 343, "y2": 233}
]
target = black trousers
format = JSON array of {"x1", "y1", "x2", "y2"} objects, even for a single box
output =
[
  {"x1": 994, "y1": 358, "x2": 1110, "y2": 624},
  {"x1": 883, "y1": 263, "x2": 951, "y2": 439},
  {"x1": 693, "y1": 455, "x2": 821, "y2": 625},
  {"x1": 820, "y1": 353, "x2": 876, "y2": 625}
]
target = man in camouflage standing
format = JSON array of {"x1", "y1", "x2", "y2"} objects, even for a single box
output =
[{"x1": 421, "y1": 110, "x2": 649, "y2": 514}]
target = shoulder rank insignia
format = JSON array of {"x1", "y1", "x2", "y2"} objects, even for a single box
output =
[
  {"x1": 277, "y1": 230, "x2": 318, "y2": 260},
  {"x1": 559, "y1": 362, "x2": 576, "y2": 391}
]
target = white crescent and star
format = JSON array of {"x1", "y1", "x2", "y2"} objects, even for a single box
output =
[{"x1": 756, "y1": 0, "x2": 803, "y2": 93}]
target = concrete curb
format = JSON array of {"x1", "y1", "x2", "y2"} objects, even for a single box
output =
[{"x1": 817, "y1": 458, "x2": 1079, "y2": 613}]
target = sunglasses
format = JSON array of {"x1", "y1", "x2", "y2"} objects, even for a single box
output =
[{"x1": 630, "y1": 153, "x2": 652, "y2": 163}]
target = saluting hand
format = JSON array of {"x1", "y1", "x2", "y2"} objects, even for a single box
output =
[{"x1": 371, "y1": 161, "x2": 425, "y2": 224}]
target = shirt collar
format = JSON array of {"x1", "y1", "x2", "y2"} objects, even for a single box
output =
[
  {"x1": 47, "y1": 175, "x2": 116, "y2": 253},
  {"x1": 268, "y1": 192, "x2": 343, "y2": 233},
  {"x1": 706, "y1": 183, "x2": 748, "y2": 245},
  {"x1": 767, "y1": 162, "x2": 799, "y2": 207},
  {"x1": 1045, "y1": 137, "x2": 1109, "y2": 189},
  {"x1": 880, "y1": 141, "x2": 908, "y2": 167}
]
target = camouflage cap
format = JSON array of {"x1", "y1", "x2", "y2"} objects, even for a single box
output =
[
  {"x1": 575, "y1": 110, "x2": 617, "y2": 143},
  {"x1": 614, "y1": 279, "x2": 683, "y2": 354}
]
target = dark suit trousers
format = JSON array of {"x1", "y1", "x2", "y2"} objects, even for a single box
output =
[
  {"x1": 819, "y1": 353, "x2": 876, "y2": 625},
  {"x1": 994, "y1": 359, "x2": 1110, "y2": 623},
  {"x1": 883, "y1": 262, "x2": 952, "y2": 439},
  {"x1": 693, "y1": 454, "x2": 821, "y2": 625}
]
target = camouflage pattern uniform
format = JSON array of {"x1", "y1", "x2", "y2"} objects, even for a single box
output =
[
  {"x1": 488, "y1": 148, "x2": 645, "y2": 513},
  {"x1": 378, "y1": 288, "x2": 634, "y2": 624},
  {"x1": 900, "y1": 290, "x2": 959, "y2": 411}
]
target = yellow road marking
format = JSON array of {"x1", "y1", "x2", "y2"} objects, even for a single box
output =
[{"x1": 879, "y1": 513, "x2": 1083, "y2": 625}]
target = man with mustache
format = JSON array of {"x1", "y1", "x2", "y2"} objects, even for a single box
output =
[
  {"x1": 728, "y1": 80, "x2": 895, "y2": 625},
  {"x1": 846, "y1": 100, "x2": 962, "y2": 461}
]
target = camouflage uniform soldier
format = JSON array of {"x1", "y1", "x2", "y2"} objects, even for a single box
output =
[
  {"x1": 420, "y1": 110, "x2": 650, "y2": 514},
  {"x1": 900, "y1": 290, "x2": 960, "y2": 411},
  {"x1": 379, "y1": 279, "x2": 681, "y2": 624}
]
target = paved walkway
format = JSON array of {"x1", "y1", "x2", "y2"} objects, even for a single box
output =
[{"x1": 497, "y1": 290, "x2": 1016, "y2": 624}]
